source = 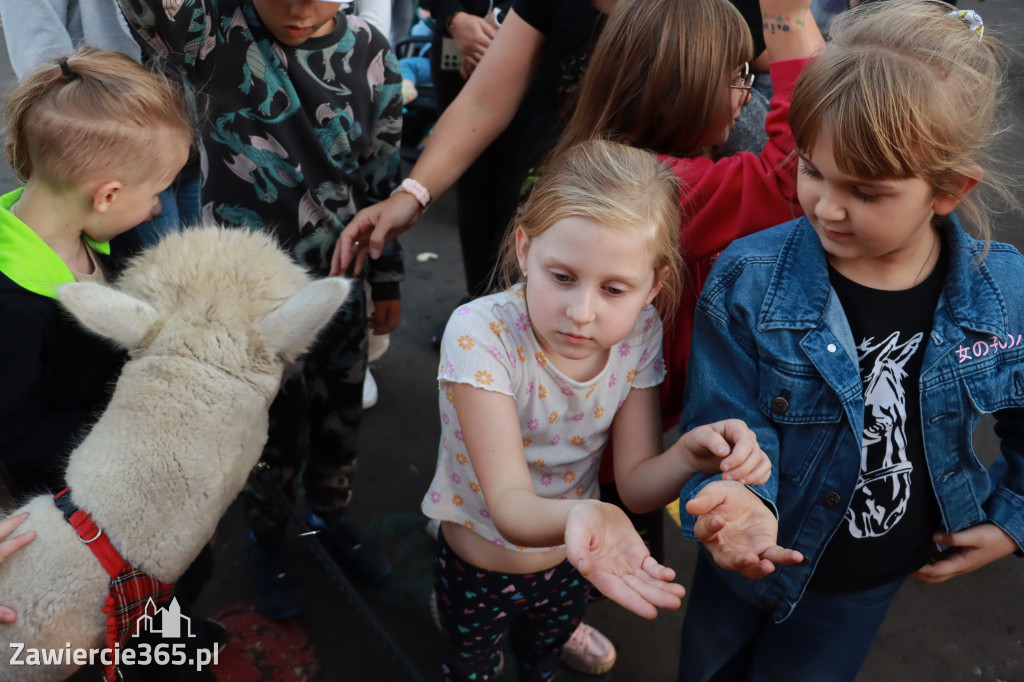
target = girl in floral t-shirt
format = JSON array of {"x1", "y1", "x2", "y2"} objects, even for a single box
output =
[{"x1": 421, "y1": 140, "x2": 770, "y2": 682}]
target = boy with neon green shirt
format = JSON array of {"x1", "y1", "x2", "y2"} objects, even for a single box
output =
[{"x1": 0, "y1": 48, "x2": 192, "y2": 500}]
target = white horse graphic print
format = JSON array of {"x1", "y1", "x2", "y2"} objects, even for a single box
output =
[{"x1": 846, "y1": 331, "x2": 923, "y2": 538}]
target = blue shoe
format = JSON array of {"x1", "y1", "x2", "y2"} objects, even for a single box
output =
[
  {"x1": 306, "y1": 511, "x2": 392, "y2": 584},
  {"x1": 249, "y1": 531, "x2": 303, "y2": 620}
]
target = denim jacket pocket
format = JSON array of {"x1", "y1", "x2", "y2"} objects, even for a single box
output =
[
  {"x1": 959, "y1": 343, "x2": 1024, "y2": 414},
  {"x1": 758, "y1": 363, "x2": 845, "y2": 486}
]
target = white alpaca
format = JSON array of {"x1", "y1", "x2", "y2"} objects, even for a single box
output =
[{"x1": 0, "y1": 226, "x2": 351, "y2": 681}]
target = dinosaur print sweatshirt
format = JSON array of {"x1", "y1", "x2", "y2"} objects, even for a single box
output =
[{"x1": 119, "y1": 0, "x2": 404, "y2": 294}]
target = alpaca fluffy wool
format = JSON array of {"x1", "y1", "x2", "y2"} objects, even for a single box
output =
[{"x1": 0, "y1": 226, "x2": 350, "y2": 681}]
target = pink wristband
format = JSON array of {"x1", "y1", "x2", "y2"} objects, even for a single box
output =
[{"x1": 391, "y1": 177, "x2": 431, "y2": 209}]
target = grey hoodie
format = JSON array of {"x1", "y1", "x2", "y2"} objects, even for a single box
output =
[{"x1": 0, "y1": 0, "x2": 140, "y2": 77}]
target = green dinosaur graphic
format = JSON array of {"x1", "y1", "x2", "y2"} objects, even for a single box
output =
[
  {"x1": 238, "y1": 42, "x2": 302, "y2": 123},
  {"x1": 211, "y1": 113, "x2": 302, "y2": 203}
]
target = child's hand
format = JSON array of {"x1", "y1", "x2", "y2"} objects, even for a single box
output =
[
  {"x1": 0, "y1": 512, "x2": 36, "y2": 623},
  {"x1": 680, "y1": 419, "x2": 771, "y2": 485},
  {"x1": 685, "y1": 481, "x2": 803, "y2": 579},
  {"x1": 912, "y1": 523, "x2": 1019, "y2": 584},
  {"x1": 566, "y1": 501, "x2": 687, "y2": 620},
  {"x1": 369, "y1": 299, "x2": 401, "y2": 335}
]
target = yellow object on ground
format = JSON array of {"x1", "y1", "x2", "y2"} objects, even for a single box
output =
[{"x1": 667, "y1": 499, "x2": 681, "y2": 526}]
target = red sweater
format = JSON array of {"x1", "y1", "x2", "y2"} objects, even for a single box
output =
[
  {"x1": 657, "y1": 57, "x2": 808, "y2": 432},
  {"x1": 598, "y1": 58, "x2": 808, "y2": 485}
]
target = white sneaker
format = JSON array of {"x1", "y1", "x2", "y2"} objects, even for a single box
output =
[
  {"x1": 362, "y1": 368, "x2": 379, "y2": 410},
  {"x1": 562, "y1": 622, "x2": 616, "y2": 675}
]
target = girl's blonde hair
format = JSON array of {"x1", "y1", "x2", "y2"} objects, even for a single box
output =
[
  {"x1": 551, "y1": 0, "x2": 752, "y2": 161},
  {"x1": 4, "y1": 47, "x2": 193, "y2": 187},
  {"x1": 789, "y1": 0, "x2": 1015, "y2": 242},
  {"x1": 494, "y1": 139, "x2": 684, "y2": 322}
]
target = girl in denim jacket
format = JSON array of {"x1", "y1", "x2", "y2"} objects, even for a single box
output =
[{"x1": 675, "y1": 3, "x2": 1023, "y2": 681}]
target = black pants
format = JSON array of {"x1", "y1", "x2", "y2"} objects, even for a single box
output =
[
  {"x1": 241, "y1": 278, "x2": 369, "y2": 535},
  {"x1": 433, "y1": 59, "x2": 523, "y2": 297},
  {"x1": 434, "y1": 529, "x2": 590, "y2": 682}
]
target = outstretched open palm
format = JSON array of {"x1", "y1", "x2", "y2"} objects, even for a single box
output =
[
  {"x1": 565, "y1": 501, "x2": 686, "y2": 620},
  {"x1": 686, "y1": 481, "x2": 803, "y2": 579}
]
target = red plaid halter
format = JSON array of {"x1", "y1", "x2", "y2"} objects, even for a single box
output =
[{"x1": 54, "y1": 488, "x2": 176, "y2": 682}]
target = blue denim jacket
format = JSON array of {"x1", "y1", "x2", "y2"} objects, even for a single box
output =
[{"x1": 679, "y1": 215, "x2": 1024, "y2": 622}]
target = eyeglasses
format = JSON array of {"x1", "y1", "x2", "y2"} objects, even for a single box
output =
[
  {"x1": 730, "y1": 62, "x2": 754, "y2": 106},
  {"x1": 730, "y1": 62, "x2": 755, "y2": 90}
]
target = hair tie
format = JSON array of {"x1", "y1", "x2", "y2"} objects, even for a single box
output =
[
  {"x1": 950, "y1": 9, "x2": 984, "y2": 41},
  {"x1": 58, "y1": 58, "x2": 76, "y2": 79}
]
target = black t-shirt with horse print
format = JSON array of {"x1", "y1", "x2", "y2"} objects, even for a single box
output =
[{"x1": 810, "y1": 245, "x2": 947, "y2": 593}]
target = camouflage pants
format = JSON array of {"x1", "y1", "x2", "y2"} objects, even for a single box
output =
[{"x1": 242, "y1": 277, "x2": 368, "y2": 536}]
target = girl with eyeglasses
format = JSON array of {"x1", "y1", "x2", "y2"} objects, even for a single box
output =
[{"x1": 547, "y1": 0, "x2": 820, "y2": 546}]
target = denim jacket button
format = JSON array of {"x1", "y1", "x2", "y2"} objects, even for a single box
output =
[
  {"x1": 760, "y1": 598, "x2": 776, "y2": 611},
  {"x1": 827, "y1": 343, "x2": 837, "y2": 353},
  {"x1": 771, "y1": 396, "x2": 790, "y2": 414},
  {"x1": 823, "y1": 491, "x2": 841, "y2": 507}
]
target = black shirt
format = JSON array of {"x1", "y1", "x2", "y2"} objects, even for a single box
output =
[
  {"x1": 510, "y1": 0, "x2": 606, "y2": 181},
  {"x1": 809, "y1": 244, "x2": 947, "y2": 592},
  {"x1": 0, "y1": 231, "x2": 140, "y2": 501}
]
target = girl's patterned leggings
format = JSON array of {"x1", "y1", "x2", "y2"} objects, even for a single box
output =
[{"x1": 434, "y1": 529, "x2": 591, "y2": 682}]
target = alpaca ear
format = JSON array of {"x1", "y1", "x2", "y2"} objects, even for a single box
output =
[
  {"x1": 59, "y1": 282, "x2": 158, "y2": 349},
  {"x1": 260, "y1": 277, "x2": 351, "y2": 358}
]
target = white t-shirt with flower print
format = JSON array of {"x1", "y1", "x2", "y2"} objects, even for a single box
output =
[{"x1": 421, "y1": 283, "x2": 666, "y2": 552}]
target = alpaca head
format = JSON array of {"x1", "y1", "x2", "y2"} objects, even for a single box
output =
[{"x1": 57, "y1": 226, "x2": 350, "y2": 379}]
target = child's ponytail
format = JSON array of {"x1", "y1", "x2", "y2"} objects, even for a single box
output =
[{"x1": 3, "y1": 47, "x2": 193, "y2": 187}]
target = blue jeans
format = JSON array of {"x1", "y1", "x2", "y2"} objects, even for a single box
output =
[
  {"x1": 174, "y1": 164, "x2": 202, "y2": 227},
  {"x1": 131, "y1": 165, "x2": 202, "y2": 248},
  {"x1": 133, "y1": 188, "x2": 180, "y2": 248},
  {"x1": 678, "y1": 553, "x2": 903, "y2": 682}
]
